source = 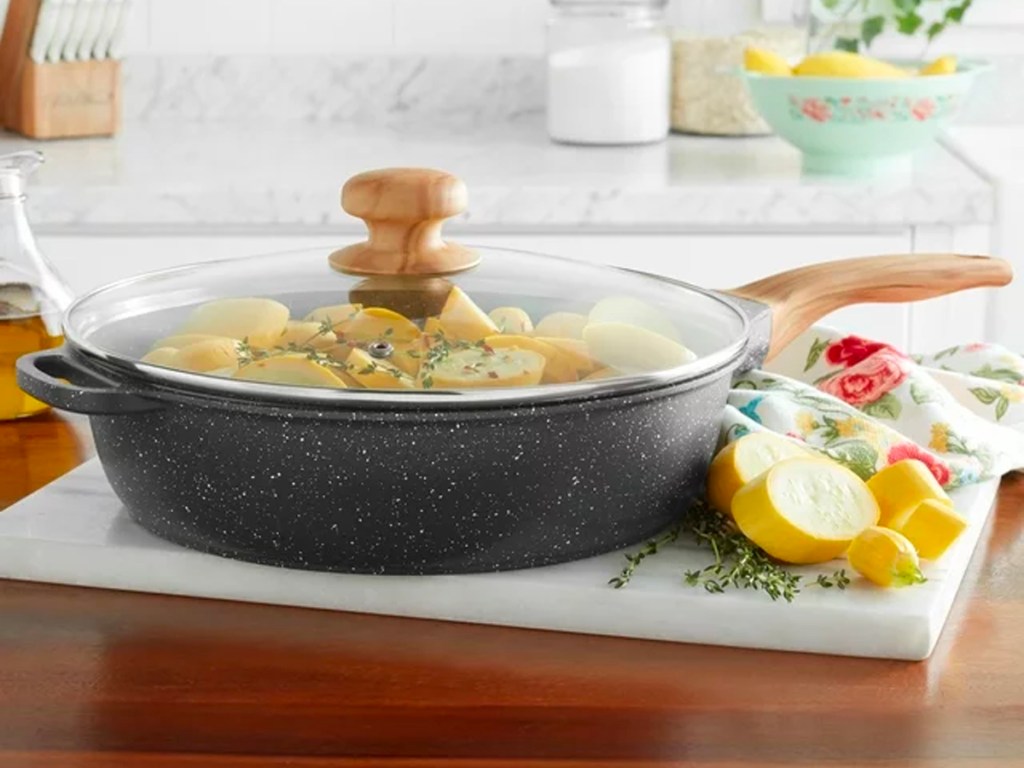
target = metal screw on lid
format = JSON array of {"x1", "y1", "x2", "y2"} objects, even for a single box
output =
[{"x1": 367, "y1": 341, "x2": 394, "y2": 360}]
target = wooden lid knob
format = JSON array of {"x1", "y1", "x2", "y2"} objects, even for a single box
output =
[{"x1": 329, "y1": 168, "x2": 480, "y2": 277}]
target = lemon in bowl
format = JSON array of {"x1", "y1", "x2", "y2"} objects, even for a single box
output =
[{"x1": 742, "y1": 51, "x2": 989, "y2": 176}]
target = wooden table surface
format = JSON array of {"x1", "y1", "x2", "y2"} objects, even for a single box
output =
[{"x1": 1, "y1": 413, "x2": 1022, "y2": 768}]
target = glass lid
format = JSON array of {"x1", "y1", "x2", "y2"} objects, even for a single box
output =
[{"x1": 64, "y1": 168, "x2": 748, "y2": 405}]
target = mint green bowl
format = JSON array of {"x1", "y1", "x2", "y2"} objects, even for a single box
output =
[{"x1": 742, "y1": 60, "x2": 988, "y2": 175}]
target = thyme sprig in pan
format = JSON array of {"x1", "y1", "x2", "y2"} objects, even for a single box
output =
[
  {"x1": 609, "y1": 500, "x2": 850, "y2": 602},
  {"x1": 236, "y1": 315, "x2": 499, "y2": 388}
]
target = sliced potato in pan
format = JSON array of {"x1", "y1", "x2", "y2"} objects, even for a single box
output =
[
  {"x1": 533, "y1": 311, "x2": 587, "y2": 340},
  {"x1": 439, "y1": 287, "x2": 499, "y2": 341},
  {"x1": 172, "y1": 338, "x2": 242, "y2": 373},
  {"x1": 583, "y1": 322, "x2": 696, "y2": 374},
  {"x1": 303, "y1": 303, "x2": 362, "y2": 331},
  {"x1": 274, "y1": 321, "x2": 337, "y2": 351},
  {"x1": 178, "y1": 298, "x2": 290, "y2": 348},
  {"x1": 489, "y1": 306, "x2": 533, "y2": 335},
  {"x1": 140, "y1": 347, "x2": 180, "y2": 366},
  {"x1": 536, "y1": 336, "x2": 597, "y2": 375},
  {"x1": 588, "y1": 297, "x2": 681, "y2": 343}
]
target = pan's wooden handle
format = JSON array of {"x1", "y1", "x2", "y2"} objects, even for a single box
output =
[
  {"x1": 727, "y1": 254, "x2": 1013, "y2": 359},
  {"x1": 330, "y1": 168, "x2": 480, "y2": 277}
]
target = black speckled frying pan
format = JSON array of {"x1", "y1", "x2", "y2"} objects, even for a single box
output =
[{"x1": 17, "y1": 169, "x2": 1013, "y2": 575}]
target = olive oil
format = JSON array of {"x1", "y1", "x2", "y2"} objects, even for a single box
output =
[
  {"x1": 0, "y1": 311, "x2": 62, "y2": 420},
  {"x1": 0, "y1": 152, "x2": 75, "y2": 419}
]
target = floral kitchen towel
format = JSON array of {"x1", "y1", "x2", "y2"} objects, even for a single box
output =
[{"x1": 721, "y1": 329, "x2": 1024, "y2": 490}]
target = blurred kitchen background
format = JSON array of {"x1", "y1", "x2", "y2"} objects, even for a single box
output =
[{"x1": 1, "y1": 0, "x2": 1022, "y2": 350}]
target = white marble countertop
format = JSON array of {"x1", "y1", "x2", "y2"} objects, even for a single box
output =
[{"x1": 0, "y1": 119, "x2": 994, "y2": 234}]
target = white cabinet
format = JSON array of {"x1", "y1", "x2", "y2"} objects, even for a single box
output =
[{"x1": 40, "y1": 227, "x2": 994, "y2": 354}]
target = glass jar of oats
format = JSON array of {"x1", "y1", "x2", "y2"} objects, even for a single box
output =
[{"x1": 670, "y1": 26, "x2": 806, "y2": 136}]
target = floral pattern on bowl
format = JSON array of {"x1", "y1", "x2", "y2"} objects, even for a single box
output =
[{"x1": 788, "y1": 94, "x2": 961, "y2": 124}]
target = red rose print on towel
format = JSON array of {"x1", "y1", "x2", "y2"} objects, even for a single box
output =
[
  {"x1": 819, "y1": 352, "x2": 908, "y2": 406},
  {"x1": 825, "y1": 335, "x2": 905, "y2": 368}
]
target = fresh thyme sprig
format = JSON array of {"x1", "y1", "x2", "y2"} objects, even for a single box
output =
[
  {"x1": 608, "y1": 524, "x2": 682, "y2": 589},
  {"x1": 417, "y1": 333, "x2": 494, "y2": 390},
  {"x1": 610, "y1": 500, "x2": 851, "y2": 602},
  {"x1": 813, "y1": 570, "x2": 851, "y2": 590}
]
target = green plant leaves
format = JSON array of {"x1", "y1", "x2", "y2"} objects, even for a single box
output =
[
  {"x1": 970, "y1": 386, "x2": 999, "y2": 405},
  {"x1": 861, "y1": 15, "x2": 886, "y2": 46},
  {"x1": 970, "y1": 386, "x2": 1011, "y2": 421},
  {"x1": 971, "y1": 364, "x2": 1022, "y2": 384},
  {"x1": 804, "y1": 338, "x2": 829, "y2": 372},
  {"x1": 825, "y1": 441, "x2": 879, "y2": 480},
  {"x1": 862, "y1": 392, "x2": 902, "y2": 420},
  {"x1": 910, "y1": 381, "x2": 938, "y2": 405},
  {"x1": 896, "y1": 11, "x2": 924, "y2": 34},
  {"x1": 825, "y1": 0, "x2": 972, "y2": 49}
]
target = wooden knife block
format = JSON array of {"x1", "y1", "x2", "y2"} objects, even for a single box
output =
[{"x1": 0, "y1": 0, "x2": 122, "y2": 139}]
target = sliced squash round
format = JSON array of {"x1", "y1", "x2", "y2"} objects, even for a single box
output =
[
  {"x1": 233, "y1": 355, "x2": 347, "y2": 388},
  {"x1": 346, "y1": 348, "x2": 418, "y2": 390},
  {"x1": 424, "y1": 347, "x2": 545, "y2": 389},
  {"x1": 483, "y1": 335, "x2": 577, "y2": 384}
]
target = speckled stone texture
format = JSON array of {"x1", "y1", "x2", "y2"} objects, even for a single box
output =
[{"x1": 88, "y1": 372, "x2": 731, "y2": 575}]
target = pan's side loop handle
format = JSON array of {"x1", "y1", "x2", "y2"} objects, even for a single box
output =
[
  {"x1": 17, "y1": 347, "x2": 164, "y2": 415},
  {"x1": 725, "y1": 254, "x2": 1013, "y2": 361}
]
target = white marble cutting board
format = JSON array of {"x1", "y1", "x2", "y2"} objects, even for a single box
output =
[{"x1": 0, "y1": 459, "x2": 997, "y2": 660}]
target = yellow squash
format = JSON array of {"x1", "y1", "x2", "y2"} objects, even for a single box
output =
[
  {"x1": 745, "y1": 47, "x2": 792, "y2": 76},
  {"x1": 866, "y1": 459, "x2": 951, "y2": 526},
  {"x1": 346, "y1": 348, "x2": 417, "y2": 390},
  {"x1": 794, "y1": 51, "x2": 911, "y2": 79},
  {"x1": 484, "y1": 335, "x2": 577, "y2": 384},
  {"x1": 706, "y1": 432, "x2": 810, "y2": 515},
  {"x1": 424, "y1": 347, "x2": 546, "y2": 389},
  {"x1": 233, "y1": 354, "x2": 347, "y2": 388},
  {"x1": 847, "y1": 526, "x2": 927, "y2": 587},
  {"x1": 887, "y1": 498, "x2": 967, "y2": 560},
  {"x1": 731, "y1": 457, "x2": 880, "y2": 565},
  {"x1": 920, "y1": 55, "x2": 957, "y2": 76}
]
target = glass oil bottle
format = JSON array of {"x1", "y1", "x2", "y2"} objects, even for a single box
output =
[{"x1": 0, "y1": 151, "x2": 72, "y2": 420}]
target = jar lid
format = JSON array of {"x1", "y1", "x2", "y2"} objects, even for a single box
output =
[{"x1": 64, "y1": 168, "x2": 748, "y2": 406}]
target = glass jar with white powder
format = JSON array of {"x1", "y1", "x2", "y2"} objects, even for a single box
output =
[{"x1": 546, "y1": 0, "x2": 670, "y2": 145}]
